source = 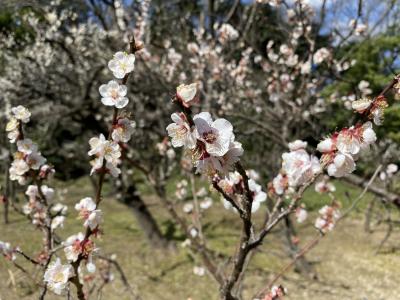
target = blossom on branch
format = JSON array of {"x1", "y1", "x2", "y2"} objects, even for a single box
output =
[
  {"x1": 75, "y1": 197, "x2": 103, "y2": 230},
  {"x1": 166, "y1": 113, "x2": 196, "y2": 149},
  {"x1": 99, "y1": 80, "x2": 129, "y2": 108},
  {"x1": 43, "y1": 258, "x2": 74, "y2": 295},
  {"x1": 108, "y1": 51, "x2": 135, "y2": 79},
  {"x1": 176, "y1": 83, "x2": 199, "y2": 108}
]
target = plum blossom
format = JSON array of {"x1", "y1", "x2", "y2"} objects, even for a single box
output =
[
  {"x1": 52, "y1": 203, "x2": 68, "y2": 215},
  {"x1": 75, "y1": 197, "x2": 103, "y2": 230},
  {"x1": 17, "y1": 139, "x2": 38, "y2": 154},
  {"x1": 352, "y1": 98, "x2": 372, "y2": 113},
  {"x1": 315, "y1": 178, "x2": 336, "y2": 193},
  {"x1": 281, "y1": 141, "x2": 321, "y2": 188},
  {"x1": 313, "y1": 47, "x2": 331, "y2": 64},
  {"x1": 11, "y1": 105, "x2": 31, "y2": 123},
  {"x1": 272, "y1": 173, "x2": 288, "y2": 195},
  {"x1": 200, "y1": 197, "x2": 213, "y2": 210},
  {"x1": 166, "y1": 113, "x2": 196, "y2": 149},
  {"x1": 218, "y1": 23, "x2": 239, "y2": 43},
  {"x1": 193, "y1": 112, "x2": 234, "y2": 157},
  {"x1": 26, "y1": 152, "x2": 46, "y2": 170},
  {"x1": 112, "y1": 118, "x2": 135, "y2": 142},
  {"x1": 99, "y1": 80, "x2": 129, "y2": 108},
  {"x1": 176, "y1": 83, "x2": 198, "y2": 107},
  {"x1": 63, "y1": 232, "x2": 85, "y2": 262},
  {"x1": 315, "y1": 205, "x2": 340, "y2": 233},
  {"x1": 0, "y1": 241, "x2": 17, "y2": 261},
  {"x1": 51, "y1": 216, "x2": 65, "y2": 230},
  {"x1": 108, "y1": 51, "x2": 135, "y2": 79},
  {"x1": 263, "y1": 285, "x2": 286, "y2": 300},
  {"x1": 25, "y1": 185, "x2": 54, "y2": 201},
  {"x1": 219, "y1": 141, "x2": 244, "y2": 173},
  {"x1": 193, "y1": 266, "x2": 206, "y2": 276},
  {"x1": 10, "y1": 159, "x2": 29, "y2": 177},
  {"x1": 43, "y1": 258, "x2": 74, "y2": 295},
  {"x1": 249, "y1": 179, "x2": 267, "y2": 213},
  {"x1": 295, "y1": 207, "x2": 308, "y2": 223},
  {"x1": 327, "y1": 153, "x2": 356, "y2": 177},
  {"x1": 88, "y1": 134, "x2": 121, "y2": 174}
]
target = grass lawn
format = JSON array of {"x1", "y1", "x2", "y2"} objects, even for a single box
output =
[{"x1": 1, "y1": 177, "x2": 400, "y2": 299}]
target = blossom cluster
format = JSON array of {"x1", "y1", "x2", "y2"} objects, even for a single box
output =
[
  {"x1": 218, "y1": 170, "x2": 267, "y2": 213},
  {"x1": 44, "y1": 50, "x2": 136, "y2": 295},
  {"x1": 271, "y1": 140, "x2": 320, "y2": 195},
  {"x1": 317, "y1": 122, "x2": 376, "y2": 177},
  {"x1": 167, "y1": 84, "x2": 244, "y2": 177},
  {"x1": 0, "y1": 241, "x2": 17, "y2": 261},
  {"x1": 6, "y1": 107, "x2": 50, "y2": 185},
  {"x1": 314, "y1": 204, "x2": 341, "y2": 233},
  {"x1": 89, "y1": 51, "x2": 136, "y2": 177}
]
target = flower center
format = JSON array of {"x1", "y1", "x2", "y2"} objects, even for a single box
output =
[
  {"x1": 53, "y1": 271, "x2": 66, "y2": 283},
  {"x1": 203, "y1": 131, "x2": 217, "y2": 144}
]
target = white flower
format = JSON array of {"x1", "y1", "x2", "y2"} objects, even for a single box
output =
[
  {"x1": 288, "y1": 140, "x2": 307, "y2": 151},
  {"x1": 176, "y1": 83, "x2": 198, "y2": 107},
  {"x1": 387, "y1": 164, "x2": 398, "y2": 175},
  {"x1": 317, "y1": 138, "x2": 335, "y2": 153},
  {"x1": 7, "y1": 130, "x2": 19, "y2": 143},
  {"x1": 200, "y1": 197, "x2": 213, "y2": 210},
  {"x1": 26, "y1": 152, "x2": 46, "y2": 170},
  {"x1": 327, "y1": 153, "x2": 356, "y2": 177},
  {"x1": 52, "y1": 203, "x2": 68, "y2": 215},
  {"x1": 88, "y1": 134, "x2": 121, "y2": 163},
  {"x1": 282, "y1": 148, "x2": 320, "y2": 188},
  {"x1": 63, "y1": 233, "x2": 84, "y2": 262},
  {"x1": 183, "y1": 203, "x2": 194, "y2": 213},
  {"x1": 25, "y1": 185, "x2": 54, "y2": 201},
  {"x1": 315, "y1": 205, "x2": 340, "y2": 233},
  {"x1": 51, "y1": 216, "x2": 65, "y2": 230},
  {"x1": 99, "y1": 80, "x2": 129, "y2": 108},
  {"x1": 105, "y1": 161, "x2": 121, "y2": 178},
  {"x1": 17, "y1": 139, "x2": 38, "y2": 154},
  {"x1": 313, "y1": 47, "x2": 331, "y2": 64},
  {"x1": 295, "y1": 207, "x2": 308, "y2": 223},
  {"x1": 108, "y1": 51, "x2": 135, "y2": 79},
  {"x1": 336, "y1": 127, "x2": 361, "y2": 155},
  {"x1": 111, "y1": 118, "x2": 135, "y2": 142},
  {"x1": 11, "y1": 106, "x2": 31, "y2": 123},
  {"x1": 272, "y1": 173, "x2": 287, "y2": 195},
  {"x1": 6, "y1": 117, "x2": 18, "y2": 132},
  {"x1": 0, "y1": 241, "x2": 16, "y2": 261},
  {"x1": 218, "y1": 23, "x2": 239, "y2": 43},
  {"x1": 75, "y1": 197, "x2": 103, "y2": 230},
  {"x1": 193, "y1": 266, "x2": 206, "y2": 276},
  {"x1": 10, "y1": 159, "x2": 29, "y2": 176},
  {"x1": 249, "y1": 179, "x2": 267, "y2": 213},
  {"x1": 195, "y1": 156, "x2": 223, "y2": 176},
  {"x1": 219, "y1": 141, "x2": 244, "y2": 173},
  {"x1": 43, "y1": 258, "x2": 74, "y2": 295},
  {"x1": 315, "y1": 180, "x2": 336, "y2": 193},
  {"x1": 166, "y1": 113, "x2": 196, "y2": 149},
  {"x1": 362, "y1": 122, "x2": 376, "y2": 145},
  {"x1": 193, "y1": 112, "x2": 234, "y2": 157}
]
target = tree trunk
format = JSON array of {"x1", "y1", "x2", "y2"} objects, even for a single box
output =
[
  {"x1": 119, "y1": 184, "x2": 172, "y2": 249},
  {"x1": 283, "y1": 216, "x2": 316, "y2": 279}
]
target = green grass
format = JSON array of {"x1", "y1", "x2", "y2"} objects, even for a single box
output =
[{"x1": 0, "y1": 177, "x2": 400, "y2": 300}]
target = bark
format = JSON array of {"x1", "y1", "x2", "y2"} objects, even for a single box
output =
[
  {"x1": 119, "y1": 184, "x2": 172, "y2": 249},
  {"x1": 344, "y1": 174, "x2": 400, "y2": 207}
]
